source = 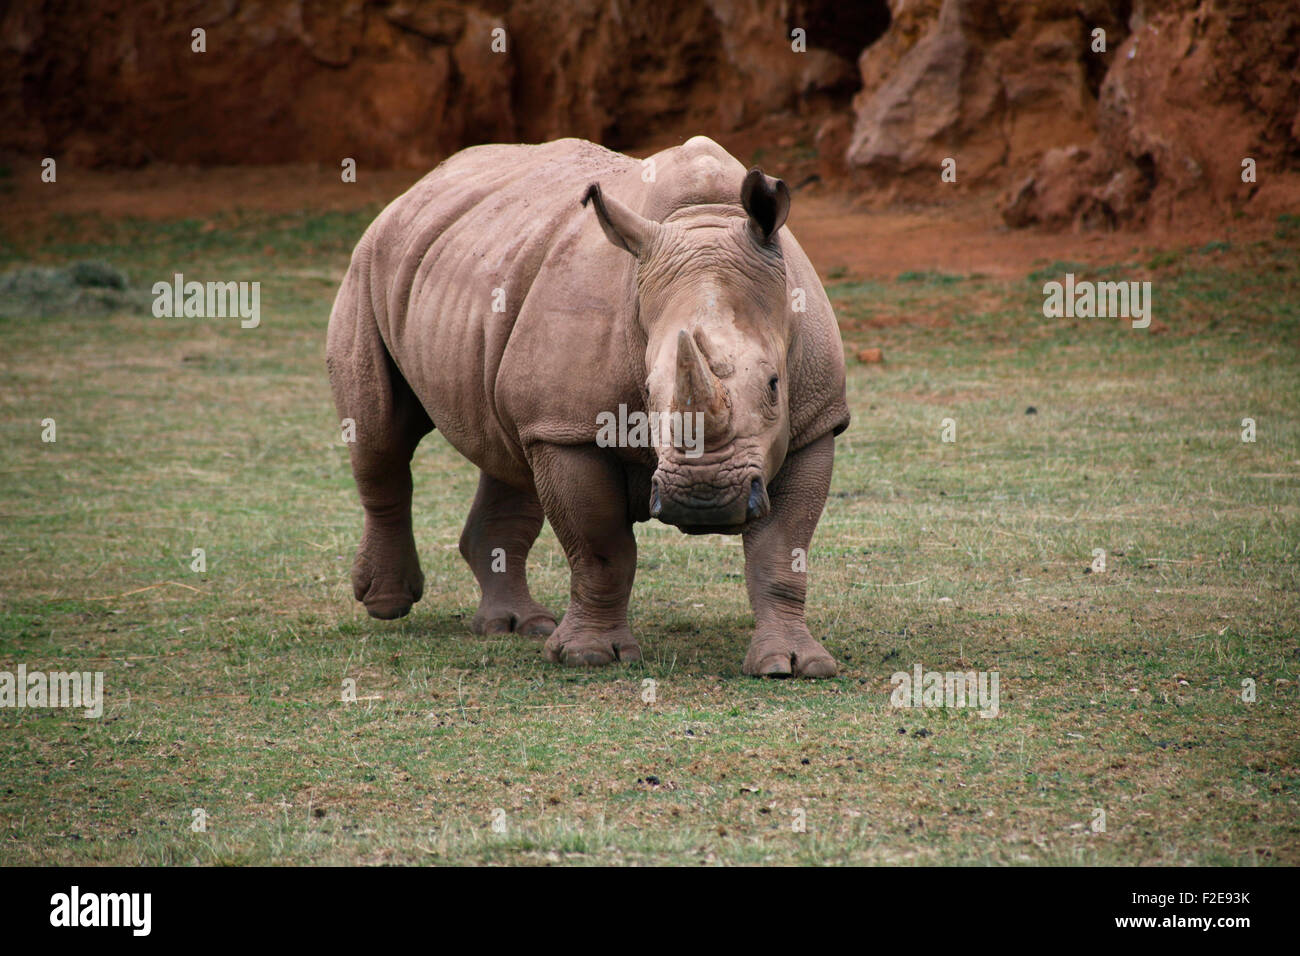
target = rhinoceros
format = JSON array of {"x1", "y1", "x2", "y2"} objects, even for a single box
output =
[{"x1": 326, "y1": 135, "x2": 849, "y2": 677}]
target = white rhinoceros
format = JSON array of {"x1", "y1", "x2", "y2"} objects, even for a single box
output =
[{"x1": 327, "y1": 135, "x2": 849, "y2": 676}]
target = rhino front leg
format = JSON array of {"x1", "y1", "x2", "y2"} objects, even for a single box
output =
[
  {"x1": 529, "y1": 444, "x2": 640, "y2": 666},
  {"x1": 459, "y1": 472, "x2": 558, "y2": 636},
  {"x1": 742, "y1": 433, "x2": 838, "y2": 678}
]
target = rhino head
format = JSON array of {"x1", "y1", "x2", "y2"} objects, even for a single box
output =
[{"x1": 583, "y1": 168, "x2": 793, "y2": 533}]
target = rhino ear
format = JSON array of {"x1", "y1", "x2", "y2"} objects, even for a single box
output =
[
  {"x1": 582, "y1": 183, "x2": 660, "y2": 258},
  {"x1": 740, "y1": 167, "x2": 790, "y2": 245}
]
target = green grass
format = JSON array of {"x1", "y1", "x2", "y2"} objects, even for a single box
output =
[{"x1": 0, "y1": 212, "x2": 1297, "y2": 865}]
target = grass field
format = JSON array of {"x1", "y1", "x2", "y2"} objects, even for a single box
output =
[{"x1": 1, "y1": 205, "x2": 1297, "y2": 865}]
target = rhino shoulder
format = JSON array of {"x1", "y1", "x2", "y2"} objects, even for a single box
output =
[{"x1": 783, "y1": 236, "x2": 850, "y2": 450}]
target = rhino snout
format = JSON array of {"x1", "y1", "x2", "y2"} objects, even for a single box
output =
[{"x1": 650, "y1": 469, "x2": 764, "y2": 531}]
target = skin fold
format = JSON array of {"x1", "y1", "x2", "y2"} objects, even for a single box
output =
[{"x1": 326, "y1": 135, "x2": 849, "y2": 677}]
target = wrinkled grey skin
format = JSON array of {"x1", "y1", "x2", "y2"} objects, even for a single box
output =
[{"x1": 327, "y1": 136, "x2": 849, "y2": 676}]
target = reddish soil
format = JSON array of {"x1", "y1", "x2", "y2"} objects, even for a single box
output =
[{"x1": 5, "y1": 160, "x2": 1278, "y2": 281}]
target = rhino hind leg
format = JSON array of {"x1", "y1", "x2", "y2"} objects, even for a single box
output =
[
  {"x1": 459, "y1": 472, "x2": 557, "y2": 636},
  {"x1": 343, "y1": 373, "x2": 432, "y2": 620},
  {"x1": 529, "y1": 444, "x2": 641, "y2": 667},
  {"x1": 327, "y1": 275, "x2": 432, "y2": 620}
]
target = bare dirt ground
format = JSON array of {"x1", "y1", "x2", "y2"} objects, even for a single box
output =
[{"x1": 5, "y1": 160, "x2": 1277, "y2": 281}]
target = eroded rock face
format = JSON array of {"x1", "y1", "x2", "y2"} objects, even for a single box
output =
[
  {"x1": 846, "y1": 0, "x2": 1299, "y2": 226},
  {"x1": 998, "y1": 0, "x2": 1300, "y2": 228},
  {"x1": 0, "y1": 0, "x2": 880, "y2": 168},
  {"x1": 6, "y1": 0, "x2": 1292, "y2": 227},
  {"x1": 847, "y1": 0, "x2": 1123, "y2": 188}
]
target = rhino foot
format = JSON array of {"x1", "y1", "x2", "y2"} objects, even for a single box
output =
[
  {"x1": 544, "y1": 622, "x2": 641, "y2": 667},
  {"x1": 472, "y1": 602, "x2": 557, "y2": 637},
  {"x1": 352, "y1": 545, "x2": 424, "y2": 620},
  {"x1": 743, "y1": 628, "x2": 837, "y2": 679}
]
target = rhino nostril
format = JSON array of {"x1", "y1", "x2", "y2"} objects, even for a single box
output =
[
  {"x1": 650, "y1": 479, "x2": 663, "y2": 518},
  {"x1": 746, "y1": 476, "x2": 769, "y2": 520}
]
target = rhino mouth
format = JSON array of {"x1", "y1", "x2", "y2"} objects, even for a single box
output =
[{"x1": 649, "y1": 469, "x2": 770, "y2": 532}]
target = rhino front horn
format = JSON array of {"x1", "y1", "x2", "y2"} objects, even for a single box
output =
[{"x1": 673, "y1": 329, "x2": 714, "y2": 411}]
